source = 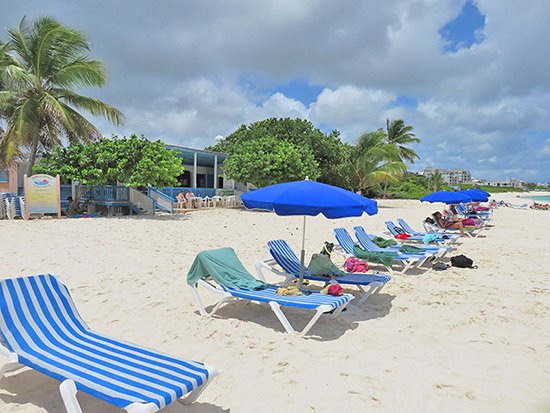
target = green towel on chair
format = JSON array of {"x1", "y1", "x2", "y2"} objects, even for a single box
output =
[
  {"x1": 372, "y1": 236, "x2": 398, "y2": 248},
  {"x1": 187, "y1": 247, "x2": 267, "y2": 290},
  {"x1": 399, "y1": 245, "x2": 425, "y2": 253},
  {"x1": 353, "y1": 245, "x2": 397, "y2": 267}
]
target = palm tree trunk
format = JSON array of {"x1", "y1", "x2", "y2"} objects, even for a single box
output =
[
  {"x1": 25, "y1": 139, "x2": 39, "y2": 176},
  {"x1": 383, "y1": 179, "x2": 388, "y2": 199}
]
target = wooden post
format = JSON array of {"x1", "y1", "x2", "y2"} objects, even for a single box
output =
[
  {"x1": 56, "y1": 175, "x2": 61, "y2": 219},
  {"x1": 23, "y1": 174, "x2": 29, "y2": 220}
]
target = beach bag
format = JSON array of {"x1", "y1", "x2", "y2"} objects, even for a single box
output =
[
  {"x1": 450, "y1": 254, "x2": 477, "y2": 269},
  {"x1": 309, "y1": 253, "x2": 345, "y2": 277},
  {"x1": 343, "y1": 257, "x2": 368, "y2": 273},
  {"x1": 433, "y1": 262, "x2": 449, "y2": 271}
]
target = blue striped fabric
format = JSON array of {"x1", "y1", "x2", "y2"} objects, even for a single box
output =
[
  {"x1": 397, "y1": 218, "x2": 459, "y2": 239},
  {"x1": 385, "y1": 221, "x2": 423, "y2": 241},
  {"x1": 0, "y1": 274, "x2": 210, "y2": 410},
  {"x1": 267, "y1": 240, "x2": 391, "y2": 285},
  {"x1": 333, "y1": 228, "x2": 357, "y2": 255},
  {"x1": 221, "y1": 284, "x2": 350, "y2": 310},
  {"x1": 353, "y1": 227, "x2": 425, "y2": 259}
]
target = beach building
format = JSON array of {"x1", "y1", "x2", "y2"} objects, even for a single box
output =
[
  {"x1": 424, "y1": 167, "x2": 472, "y2": 185},
  {"x1": 165, "y1": 144, "x2": 245, "y2": 192},
  {"x1": 484, "y1": 178, "x2": 524, "y2": 188}
]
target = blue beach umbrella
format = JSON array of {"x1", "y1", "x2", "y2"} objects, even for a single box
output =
[
  {"x1": 420, "y1": 190, "x2": 472, "y2": 204},
  {"x1": 458, "y1": 189, "x2": 489, "y2": 202},
  {"x1": 241, "y1": 179, "x2": 378, "y2": 288}
]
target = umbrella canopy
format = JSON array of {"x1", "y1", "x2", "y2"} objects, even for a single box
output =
[
  {"x1": 241, "y1": 179, "x2": 378, "y2": 288},
  {"x1": 241, "y1": 179, "x2": 378, "y2": 218},
  {"x1": 458, "y1": 189, "x2": 489, "y2": 202},
  {"x1": 420, "y1": 190, "x2": 472, "y2": 204},
  {"x1": 470, "y1": 188, "x2": 491, "y2": 197}
]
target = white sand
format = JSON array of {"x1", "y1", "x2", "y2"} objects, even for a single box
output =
[{"x1": 0, "y1": 193, "x2": 549, "y2": 412}]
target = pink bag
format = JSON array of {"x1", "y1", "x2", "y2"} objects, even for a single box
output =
[{"x1": 344, "y1": 257, "x2": 368, "y2": 273}]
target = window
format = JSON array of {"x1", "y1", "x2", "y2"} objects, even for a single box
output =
[{"x1": 0, "y1": 169, "x2": 8, "y2": 183}]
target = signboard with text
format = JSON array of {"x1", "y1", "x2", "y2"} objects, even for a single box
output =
[{"x1": 24, "y1": 174, "x2": 61, "y2": 218}]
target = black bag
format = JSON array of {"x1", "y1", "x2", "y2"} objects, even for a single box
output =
[
  {"x1": 450, "y1": 254, "x2": 477, "y2": 269},
  {"x1": 433, "y1": 262, "x2": 449, "y2": 271}
]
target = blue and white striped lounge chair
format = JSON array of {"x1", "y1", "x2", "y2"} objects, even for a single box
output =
[
  {"x1": 457, "y1": 203, "x2": 492, "y2": 221},
  {"x1": 353, "y1": 226, "x2": 434, "y2": 272},
  {"x1": 188, "y1": 248, "x2": 353, "y2": 335},
  {"x1": 258, "y1": 240, "x2": 392, "y2": 306},
  {"x1": 397, "y1": 218, "x2": 460, "y2": 244},
  {"x1": 385, "y1": 220, "x2": 456, "y2": 246},
  {"x1": 334, "y1": 227, "x2": 425, "y2": 274},
  {"x1": 374, "y1": 223, "x2": 452, "y2": 257},
  {"x1": 0, "y1": 274, "x2": 219, "y2": 413}
]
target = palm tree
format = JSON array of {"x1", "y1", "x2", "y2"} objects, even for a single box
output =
[
  {"x1": 0, "y1": 16, "x2": 123, "y2": 174},
  {"x1": 351, "y1": 129, "x2": 407, "y2": 196},
  {"x1": 381, "y1": 119, "x2": 421, "y2": 197},
  {"x1": 385, "y1": 119, "x2": 420, "y2": 163}
]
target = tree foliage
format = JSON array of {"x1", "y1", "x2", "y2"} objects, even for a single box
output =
[
  {"x1": 384, "y1": 119, "x2": 420, "y2": 164},
  {"x1": 222, "y1": 135, "x2": 319, "y2": 187},
  {"x1": 34, "y1": 135, "x2": 183, "y2": 187},
  {"x1": 209, "y1": 117, "x2": 349, "y2": 187},
  {"x1": 351, "y1": 129, "x2": 407, "y2": 196},
  {"x1": 0, "y1": 16, "x2": 123, "y2": 173}
]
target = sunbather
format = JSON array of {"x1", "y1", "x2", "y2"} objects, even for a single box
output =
[{"x1": 433, "y1": 211, "x2": 481, "y2": 237}]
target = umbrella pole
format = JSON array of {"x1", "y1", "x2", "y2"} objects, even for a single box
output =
[{"x1": 299, "y1": 215, "x2": 306, "y2": 290}]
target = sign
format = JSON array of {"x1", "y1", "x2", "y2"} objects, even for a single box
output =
[{"x1": 24, "y1": 174, "x2": 61, "y2": 218}]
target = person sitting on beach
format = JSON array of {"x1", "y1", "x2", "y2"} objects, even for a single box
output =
[
  {"x1": 186, "y1": 190, "x2": 197, "y2": 208},
  {"x1": 176, "y1": 191, "x2": 187, "y2": 209},
  {"x1": 434, "y1": 211, "x2": 483, "y2": 237}
]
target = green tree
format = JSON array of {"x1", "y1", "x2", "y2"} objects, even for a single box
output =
[
  {"x1": 221, "y1": 135, "x2": 319, "y2": 187},
  {"x1": 0, "y1": 16, "x2": 123, "y2": 174},
  {"x1": 351, "y1": 129, "x2": 407, "y2": 197},
  {"x1": 209, "y1": 118, "x2": 348, "y2": 187},
  {"x1": 34, "y1": 135, "x2": 183, "y2": 214},
  {"x1": 381, "y1": 119, "x2": 420, "y2": 197}
]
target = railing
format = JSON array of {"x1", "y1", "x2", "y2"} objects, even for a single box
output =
[
  {"x1": 91, "y1": 185, "x2": 129, "y2": 201},
  {"x1": 148, "y1": 187, "x2": 174, "y2": 213},
  {"x1": 129, "y1": 188, "x2": 155, "y2": 215}
]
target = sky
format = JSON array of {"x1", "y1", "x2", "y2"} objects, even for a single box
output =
[{"x1": 1, "y1": 0, "x2": 549, "y2": 183}]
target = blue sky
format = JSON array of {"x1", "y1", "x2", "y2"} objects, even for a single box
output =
[{"x1": 2, "y1": 0, "x2": 549, "y2": 183}]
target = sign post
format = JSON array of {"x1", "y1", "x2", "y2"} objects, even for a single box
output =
[{"x1": 24, "y1": 174, "x2": 61, "y2": 219}]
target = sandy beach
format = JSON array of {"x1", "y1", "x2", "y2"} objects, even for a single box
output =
[{"x1": 0, "y1": 192, "x2": 549, "y2": 413}]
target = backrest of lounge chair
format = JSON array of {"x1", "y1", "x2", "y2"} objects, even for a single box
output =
[
  {"x1": 333, "y1": 228, "x2": 355, "y2": 255},
  {"x1": 0, "y1": 274, "x2": 89, "y2": 354},
  {"x1": 353, "y1": 226, "x2": 381, "y2": 251},
  {"x1": 268, "y1": 240, "x2": 312, "y2": 277},
  {"x1": 397, "y1": 218, "x2": 417, "y2": 234},
  {"x1": 385, "y1": 221, "x2": 399, "y2": 236}
]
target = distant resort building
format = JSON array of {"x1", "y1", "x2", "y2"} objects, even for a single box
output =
[
  {"x1": 424, "y1": 167, "x2": 472, "y2": 185},
  {"x1": 482, "y1": 178, "x2": 525, "y2": 188}
]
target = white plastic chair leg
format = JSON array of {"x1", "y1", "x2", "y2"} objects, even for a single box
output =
[
  {"x1": 356, "y1": 283, "x2": 382, "y2": 306},
  {"x1": 268, "y1": 302, "x2": 296, "y2": 333},
  {"x1": 60, "y1": 380, "x2": 83, "y2": 413},
  {"x1": 0, "y1": 352, "x2": 21, "y2": 378}
]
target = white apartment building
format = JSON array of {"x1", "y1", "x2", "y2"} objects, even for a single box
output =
[
  {"x1": 424, "y1": 167, "x2": 472, "y2": 185},
  {"x1": 484, "y1": 178, "x2": 524, "y2": 188}
]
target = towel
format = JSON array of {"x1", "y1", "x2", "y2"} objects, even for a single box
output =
[
  {"x1": 422, "y1": 233, "x2": 440, "y2": 245},
  {"x1": 187, "y1": 247, "x2": 267, "y2": 290},
  {"x1": 372, "y1": 236, "x2": 398, "y2": 248},
  {"x1": 399, "y1": 245, "x2": 425, "y2": 253},
  {"x1": 353, "y1": 245, "x2": 397, "y2": 267}
]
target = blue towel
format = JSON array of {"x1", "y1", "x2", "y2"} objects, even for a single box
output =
[{"x1": 422, "y1": 233, "x2": 439, "y2": 245}]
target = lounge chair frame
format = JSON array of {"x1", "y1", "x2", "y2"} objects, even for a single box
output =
[
  {"x1": 189, "y1": 279, "x2": 352, "y2": 335},
  {"x1": 254, "y1": 257, "x2": 384, "y2": 307}
]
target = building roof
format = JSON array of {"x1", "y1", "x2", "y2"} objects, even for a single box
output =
[{"x1": 165, "y1": 144, "x2": 228, "y2": 167}]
